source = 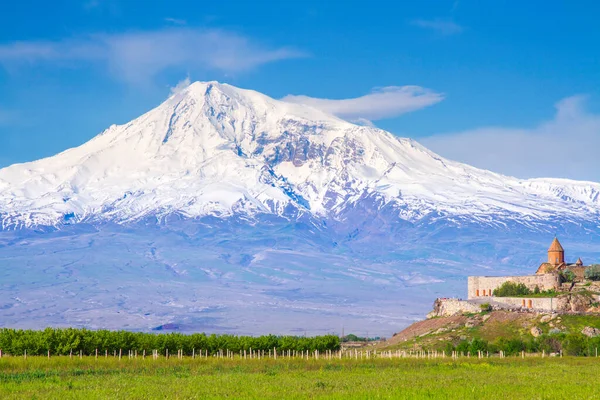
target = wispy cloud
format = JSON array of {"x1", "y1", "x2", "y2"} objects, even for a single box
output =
[
  {"x1": 411, "y1": 18, "x2": 463, "y2": 35},
  {"x1": 165, "y1": 17, "x2": 187, "y2": 25},
  {"x1": 169, "y1": 76, "x2": 191, "y2": 95},
  {"x1": 0, "y1": 28, "x2": 306, "y2": 84},
  {"x1": 421, "y1": 96, "x2": 600, "y2": 182},
  {"x1": 282, "y1": 86, "x2": 444, "y2": 122}
]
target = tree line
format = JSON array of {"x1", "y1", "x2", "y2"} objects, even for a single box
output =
[{"x1": 0, "y1": 328, "x2": 340, "y2": 356}]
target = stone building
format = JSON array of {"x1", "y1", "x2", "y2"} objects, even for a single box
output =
[
  {"x1": 426, "y1": 237, "x2": 599, "y2": 316},
  {"x1": 535, "y1": 237, "x2": 587, "y2": 275},
  {"x1": 468, "y1": 237, "x2": 588, "y2": 300}
]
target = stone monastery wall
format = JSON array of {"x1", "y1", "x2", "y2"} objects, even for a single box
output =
[
  {"x1": 468, "y1": 274, "x2": 559, "y2": 299},
  {"x1": 490, "y1": 296, "x2": 556, "y2": 312},
  {"x1": 429, "y1": 298, "x2": 482, "y2": 317},
  {"x1": 431, "y1": 296, "x2": 559, "y2": 316}
]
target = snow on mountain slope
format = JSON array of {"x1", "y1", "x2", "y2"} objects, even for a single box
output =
[{"x1": 1, "y1": 81, "x2": 600, "y2": 229}]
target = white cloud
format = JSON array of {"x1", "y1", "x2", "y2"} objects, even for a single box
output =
[
  {"x1": 170, "y1": 77, "x2": 191, "y2": 95},
  {"x1": 420, "y1": 96, "x2": 600, "y2": 182},
  {"x1": 282, "y1": 86, "x2": 444, "y2": 121},
  {"x1": 350, "y1": 117, "x2": 377, "y2": 127},
  {"x1": 0, "y1": 28, "x2": 305, "y2": 84},
  {"x1": 411, "y1": 19, "x2": 464, "y2": 35},
  {"x1": 165, "y1": 17, "x2": 187, "y2": 25}
]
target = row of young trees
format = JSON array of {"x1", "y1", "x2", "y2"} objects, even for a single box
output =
[
  {"x1": 444, "y1": 333, "x2": 600, "y2": 356},
  {"x1": 0, "y1": 328, "x2": 340, "y2": 356}
]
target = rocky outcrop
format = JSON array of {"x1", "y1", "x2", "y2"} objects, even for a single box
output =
[
  {"x1": 554, "y1": 293, "x2": 598, "y2": 312},
  {"x1": 428, "y1": 298, "x2": 482, "y2": 318},
  {"x1": 530, "y1": 327, "x2": 543, "y2": 337},
  {"x1": 581, "y1": 326, "x2": 600, "y2": 337},
  {"x1": 540, "y1": 314, "x2": 557, "y2": 323}
]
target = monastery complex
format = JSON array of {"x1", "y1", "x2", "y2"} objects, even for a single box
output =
[
  {"x1": 468, "y1": 237, "x2": 588, "y2": 300},
  {"x1": 431, "y1": 238, "x2": 600, "y2": 317}
]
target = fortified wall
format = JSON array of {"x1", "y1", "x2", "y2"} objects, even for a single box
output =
[
  {"x1": 430, "y1": 296, "x2": 557, "y2": 316},
  {"x1": 489, "y1": 296, "x2": 557, "y2": 312},
  {"x1": 431, "y1": 292, "x2": 600, "y2": 317},
  {"x1": 428, "y1": 298, "x2": 482, "y2": 318},
  {"x1": 467, "y1": 274, "x2": 560, "y2": 300}
]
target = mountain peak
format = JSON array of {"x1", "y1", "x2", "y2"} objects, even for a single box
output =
[
  {"x1": 1, "y1": 83, "x2": 600, "y2": 229},
  {"x1": 183, "y1": 80, "x2": 236, "y2": 98}
]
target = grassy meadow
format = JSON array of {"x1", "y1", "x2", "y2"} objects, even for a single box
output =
[{"x1": 1, "y1": 355, "x2": 599, "y2": 399}]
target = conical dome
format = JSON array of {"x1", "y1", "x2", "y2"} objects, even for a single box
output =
[{"x1": 548, "y1": 237, "x2": 564, "y2": 252}]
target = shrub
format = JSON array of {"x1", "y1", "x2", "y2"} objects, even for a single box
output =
[
  {"x1": 493, "y1": 281, "x2": 531, "y2": 297},
  {"x1": 534, "y1": 286, "x2": 541, "y2": 294},
  {"x1": 537, "y1": 335, "x2": 562, "y2": 354},
  {"x1": 493, "y1": 338, "x2": 526, "y2": 355},
  {"x1": 563, "y1": 334, "x2": 587, "y2": 356},
  {"x1": 342, "y1": 334, "x2": 362, "y2": 342},
  {"x1": 468, "y1": 338, "x2": 488, "y2": 354},
  {"x1": 480, "y1": 303, "x2": 491, "y2": 312},
  {"x1": 443, "y1": 341, "x2": 455, "y2": 355},
  {"x1": 585, "y1": 265, "x2": 600, "y2": 281},
  {"x1": 455, "y1": 340, "x2": 470, "y2": 355}
]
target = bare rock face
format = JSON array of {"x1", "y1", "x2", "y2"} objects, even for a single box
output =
[
  {"x1": 554, "y1": 296, "x2": 569, "y2": 311},
  {"x1": 530, "y1": 327, "x2": 543, "y2": 337},
  {"x1": 581, "y1": 326, "x2": 600, "y2": 338},
  {"x1": 570, "y1": 295, "x2": 592, "y2": 312},
  {"x1": 540, "y1": 314, "x2": 556, "y2": 323},
  {"x1": 465, "y1": 319, "x2": 478, "y2": 328},
  {"x1": 428, "y1": 298, "x2": 481, "y2": 318},
  {"x1": 554, "y1": 294, "x2": 595, "y2": 312}
]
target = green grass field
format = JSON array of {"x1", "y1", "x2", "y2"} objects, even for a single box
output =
[{"x1": 1, "y1": 356, "x2": 599, "y2": 399}]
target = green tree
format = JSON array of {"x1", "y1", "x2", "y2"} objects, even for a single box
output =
[
  {"x1": 559, "y1": 270, "x2": 576, "y2": 283},
  {"x1": 493, "y1": 282, "x2": 531, "y2": 297},
  {"x1": 585, "y1": 265, "x2": 600, "y2": 281},
  {"x1": 563, "y1": 334, "x2": 587, "y2": 356}
]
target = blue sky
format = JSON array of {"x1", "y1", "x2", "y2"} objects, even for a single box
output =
[{"x1": 1, "y1": 0, "x2": 599, "y2": 180}]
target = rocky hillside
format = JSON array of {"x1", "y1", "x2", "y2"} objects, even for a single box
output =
[{"x1": 381, "y1": 308, "x2": 600, "y2": 352}]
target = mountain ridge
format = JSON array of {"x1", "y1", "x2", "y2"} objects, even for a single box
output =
[
  {"x1": 1, "y1": 81, "x2": 599, "y2": 230},
  {"x1": 1, "y1": 82, "x2": 600, "y2": 334}
]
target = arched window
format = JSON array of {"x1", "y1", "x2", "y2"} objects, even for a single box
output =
[{"x1": 476, "y1": 290, "x2": 479, "y2": 296}]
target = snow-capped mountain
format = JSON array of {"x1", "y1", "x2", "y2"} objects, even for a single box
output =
[
  {"x1": 1, "y1": 82, "x2": 600, "y2": 335},
  {"x1": 1, "y1": 81, "x2": 600, "y2": 230}
]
